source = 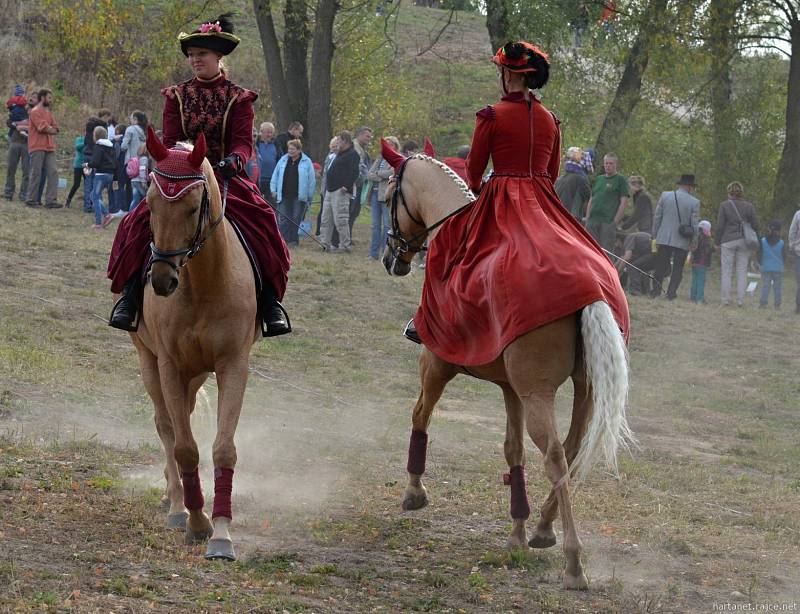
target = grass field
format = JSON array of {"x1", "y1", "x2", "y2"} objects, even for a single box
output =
[{"x1": 1, "y1": 188, "x2": 799, "y2": 613}]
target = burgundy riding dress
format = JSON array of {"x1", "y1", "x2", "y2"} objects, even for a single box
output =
[
  {"x1": 107, "y1": 74, "x2": 290, "y2": 298},
  {"x1": 414, "y1": 92, "x2": 630, "y2": 366}
]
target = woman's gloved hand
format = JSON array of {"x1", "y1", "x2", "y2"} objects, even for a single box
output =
[{"x1": 217, "y1": 155, "x2": 240, "y2": 179}]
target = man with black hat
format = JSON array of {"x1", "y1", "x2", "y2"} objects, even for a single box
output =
[{"x1": 651, "y1": 174, "x2": 700, "y2": 299}]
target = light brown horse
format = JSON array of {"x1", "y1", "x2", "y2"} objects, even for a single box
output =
[
  {"x1": 381, "y1": 153, "x2": 633, "y2": 590},
  {"x1": 126, "y1": 128, "x2": 260, "y2": 561}
]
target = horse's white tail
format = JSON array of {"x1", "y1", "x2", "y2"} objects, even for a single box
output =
[{"x1": 570, "y1": 301, "x2": 635, "y2": 484}]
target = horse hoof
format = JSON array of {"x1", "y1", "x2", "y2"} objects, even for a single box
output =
[
  {"x1": 563, "y1": 571, "x2": 589, "y2": 590},
  {"x1": 402, "y1": 494, "x2": 428, "y2": 511},
  {"x1": 528, "y1": 533, "x2": 557, "y2": 549},
  {"x1": 507, "y1": 537, "x2": 528, "y2": 550},
  {"x1": 166, "y1": 511, "x2": 189, "y2": 531},
  {"x1": 205, "y1": 538, "x2": 236, "y2": 561},
  {"x1": 185, "y1": 526, "x2": 214, "y2": 545}
]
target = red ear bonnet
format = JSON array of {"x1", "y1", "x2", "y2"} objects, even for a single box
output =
[
  {"x1": 423, "y1": 137, "x2": 436, "y2": 158},
  {"x1": 187, "y1": 133, "x2": 207, "y2": 169},
  {"x1": 147, "y1": 125, "x2": 169, "y2": 162},
  {"x1": 381, "y1": 138, "x2": 407, "y2": 171}
]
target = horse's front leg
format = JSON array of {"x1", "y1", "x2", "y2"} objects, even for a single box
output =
[
  {"x1": 204, "y1": 357, "x2": 249, "y2": 561},
  {"x1": 402, "y1": 349, "x2": 457, "y2": 511},
  {"x1": 159, "y1": 360, "x2": 213, "y2": 544}
]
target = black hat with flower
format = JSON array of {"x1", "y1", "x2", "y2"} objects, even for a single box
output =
[
  {"x1": 178, "y1": 13, "x2": 240, "y2": 57},
  {"x1": 492, "y1": 41, "x2": 549, "y2": 73},
  {"x1": 492, "y1": 41, "x2": 551, "y2": 91}
]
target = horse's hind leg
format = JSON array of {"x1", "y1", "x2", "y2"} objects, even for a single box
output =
[
  {"x1": 530, "y1": 359, "x2": 592, "y2": 550},
  {"x1": 522, "y1": 386, "x2": 589, "y2": 590},
  {"x1": 133, "y1": 340, "x2": 186, "y2": 529},
  {"x1": 501, "y1": 385, "x2": 530, "y2": 549},
  {"x1": 402, "y1": 348, "x2": 457, "y2": 511}
]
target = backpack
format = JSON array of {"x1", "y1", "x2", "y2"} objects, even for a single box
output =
[{"x1": 126, "y1": 157, "x2": 140, "y2": 179}]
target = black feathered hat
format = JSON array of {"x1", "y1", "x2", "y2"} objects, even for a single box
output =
[{"x1": 178, "y1": 13, "x2": 240, "y2": 57}]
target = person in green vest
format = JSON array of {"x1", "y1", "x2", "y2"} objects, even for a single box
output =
[
  {"x1": 65, "y1": 134, "x2": 85, "y2": 208},
  {"x1": 584, "y1": 152, "x2": 629, "y2": 253}
]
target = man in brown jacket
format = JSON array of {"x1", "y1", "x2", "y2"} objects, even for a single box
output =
[{"x1": 26, "y1": 88, "x2": 61, "y2": 208}]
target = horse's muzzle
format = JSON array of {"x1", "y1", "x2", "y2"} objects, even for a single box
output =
[
  {"x1": 383, "y1": 246, "x2": 412, "y2": 277},
  {"x1": 150, "y1": 266, "x2": 179, "y2": 297}
]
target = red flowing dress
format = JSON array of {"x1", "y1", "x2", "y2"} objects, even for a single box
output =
[
  {"x1": 107, "y1": 75, "x2": 290, "y2": 298},
  {"x1": 415, "y1": 92, "x2": 629, "y2": 366}
]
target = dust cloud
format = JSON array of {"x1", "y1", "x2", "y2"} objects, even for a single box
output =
[{"x1": 123, "y1": 370, "x2": 411, "y2": 523}]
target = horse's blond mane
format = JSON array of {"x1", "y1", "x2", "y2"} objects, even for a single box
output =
[{"x1": 410, "y1": 154, "x2": 475, "y2": 203}]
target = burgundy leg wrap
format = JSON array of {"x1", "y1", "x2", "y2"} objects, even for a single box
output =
[
  {"x1": 407, "y1": 430, "x2": 428, "y2": 476},
  {"x1": 508, "y1": 465, "x2": 531, "y2": 520},
  {"x1": 181, "y1": 468, "x2": 204, "y2": 511},
  {"x1": 212, "y1": 467, "x2": 234, "y2": 519}
]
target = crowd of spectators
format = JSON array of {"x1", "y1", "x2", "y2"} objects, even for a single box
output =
[
  {"x1": 3, "y1": 84, "x2": 468, "y2": 263},
  {"x1": 557, "y1": 145, "x2": 799, "y2": 313},
  {"x1": 6, "y1": 82, "x2": 798, "y2": 313}
]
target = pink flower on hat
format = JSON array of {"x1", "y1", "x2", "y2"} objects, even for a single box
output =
[{"x1": 199, "y1": 21, "x2": 222, "y2": 33}]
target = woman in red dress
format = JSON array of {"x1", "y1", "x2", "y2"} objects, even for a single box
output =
[
  {"x1": 409, "y1": 42, "x2": 628, "y2": 362},
  {"x1": 107, "y1": 14, "x2": 291, "y2": 336}
]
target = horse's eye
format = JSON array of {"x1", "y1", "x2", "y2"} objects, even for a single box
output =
[{"x1": 189, "y1": 207, "x2": 199, "y2": 216}]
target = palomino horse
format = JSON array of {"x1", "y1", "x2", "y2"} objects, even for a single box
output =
[
  {"x1": 126, "y1": 127, "x2": 260, "y2": 561},
  {"x1": 381, "y1": 151, "x2": 633, "y2": 590}
]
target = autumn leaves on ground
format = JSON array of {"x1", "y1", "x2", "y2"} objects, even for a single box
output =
[{"x1": 1, "y1": 199, "x2": 799, "y2": 613}]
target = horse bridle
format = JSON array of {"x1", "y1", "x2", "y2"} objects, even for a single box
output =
[
  {"x1": 386, "y1": 156, "x2": 475, "y2": 263},
  {"x1": 149, "y1": 168, "x2": 228, "y2": 272}
]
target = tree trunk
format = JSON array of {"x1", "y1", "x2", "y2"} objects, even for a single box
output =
[
  {"x1": 594, "y1": 0, "x2": 669, "y2": 159},
  {"x1": 283, "y1": 0, "x2": 311, "y2": 126},
  {"x1": 707, "y1": 0, "x2": 739, "y2": 204},
  {"x1": 307, "y1": 0, "x2": 338, "y2": 163},
  {"x1": 773, "y1": 20, "x2": 800, "y2": 220},
  {"x1": 253, "y1": 0, "x2": 292, "y2": 128},
  {"x1": 485, "y1": 0, "x2": 510, "y2": 52}
]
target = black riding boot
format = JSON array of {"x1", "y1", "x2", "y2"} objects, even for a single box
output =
[
  {"x1": 261, "y1": 285, "x2": 291, "y2": 337},
  {"x1": 403, "y1": 318, "x2": 421, "y2": 344},
  {"x1": 109, "y1": 275, "x2": 143, "y2": 332}
]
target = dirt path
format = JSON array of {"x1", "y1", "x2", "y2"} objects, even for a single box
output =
[{"x1": 2, "y1": 202, "x2": 800, "y2": 612}]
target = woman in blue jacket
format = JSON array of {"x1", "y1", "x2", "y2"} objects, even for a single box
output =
[{"x1": 270, "y1": 139, "x2": 316, "y2": 247}]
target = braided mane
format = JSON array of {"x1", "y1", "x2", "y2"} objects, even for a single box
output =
[{"x1": 410, "y1": 154, "x2": 475, "y2": 203}]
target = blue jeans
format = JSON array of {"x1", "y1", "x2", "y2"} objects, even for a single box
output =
[
  {"x1": 690, "y1": 266, "x2": 707, "y2": 302},
  {"x1": 277, "y1": 197, "x2": 306, "y2": 246},
  {"x1": 92, "y1": 173, "x2": 113, "y2": 225},
  {"x1": 370, "y1": 191, "x2": 390, "y2": 259},
  {"x1": 130, "y1": 181, "x2": 147, "y2": 211},
  {"x1": 760, "y1": 271, "x2": 782, "y2": 308},
  {"x1": 83, "y1": 171, "x2": 94, "y2": 212},
  {"x1": 795, "y1": 257, "x2": 800, "y2": 312}
]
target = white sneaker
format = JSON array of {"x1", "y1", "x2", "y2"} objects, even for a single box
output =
[{"x1": 111, "y1": 210, "x2": 127, "y2": 218}]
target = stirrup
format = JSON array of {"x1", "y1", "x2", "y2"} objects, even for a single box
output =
[
  {"x1": 261, "y1": 301, "x2": 292, "y2": 338},
  {"x1": 108, "y1": 295, "x2": 139, "y2": 332},
  {"x1": 403, "y1": 319, "x2": 421, "y2": 344}
]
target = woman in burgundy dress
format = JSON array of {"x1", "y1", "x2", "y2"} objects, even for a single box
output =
[
  {"x1": 408, "y1": 42, "x2": 628, "y2": 361},
  {"x1": 107, "y1": 14, "x2": 291, "y2": 336}
]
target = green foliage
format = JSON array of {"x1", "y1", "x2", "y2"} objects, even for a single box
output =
[
  {"x1": 36, "y1": 0, "x2": 223, "y2": 106},
  {"x1": 330, "y1": 1, "x2": 432, "y2": 138},
  {"x1": 440, "y1": 0, "x2": 479, "y2": 11}
]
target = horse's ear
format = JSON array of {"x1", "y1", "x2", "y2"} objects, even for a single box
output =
[
  {"x1": 381, "y1": 138, "x2": 406, "y2": 171},
  {"x1": 146, "y1": 126, "x2": 168, "y2": 162},
  {"x1": 423, "y1": 137, "x2": 436, "y2": 158},
  {"x1": 188, "y1": 133, "x2": 207, "y2": 169}
]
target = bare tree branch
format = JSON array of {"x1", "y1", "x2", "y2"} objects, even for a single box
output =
[{"x1": 417, "y1": 8, "x2": 457, "y2": 56}]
